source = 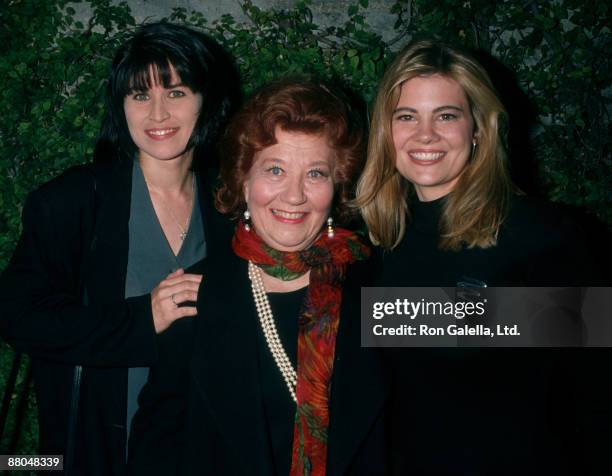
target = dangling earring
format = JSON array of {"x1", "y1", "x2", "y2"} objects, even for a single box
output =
[
  {"x1": 243, "y1": 209, "x2": 251, "y2": 231},
  {"x1": 471, "y1": 139, "x2": 477, "y2": 158},
  {"x1": 327, "y1": 217, "x2": 335, "y2": 238}
]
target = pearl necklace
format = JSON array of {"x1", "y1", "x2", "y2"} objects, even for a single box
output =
[{"x1": 248, "y1": 261, "x2": 298, "y2": 403}]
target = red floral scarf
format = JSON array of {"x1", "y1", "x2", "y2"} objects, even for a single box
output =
[{"x1": 232, "y1": 223, "x2": 370, "y2": 476}]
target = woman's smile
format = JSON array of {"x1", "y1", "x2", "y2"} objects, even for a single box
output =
[
  {"x1": 408, "y1": 149, "x2": 446, "y2": 164},
  {"x1": 270, "y1": 209, "x2": 309, "y2": 223},
  {"x1": 145, "y1": 127, "x2": 180, "y2": 140}
]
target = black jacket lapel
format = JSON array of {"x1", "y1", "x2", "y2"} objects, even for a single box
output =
[
  {"x1": 87, "y1": 159, "x2": 132, "y2": 306},
  {"x1": 327, "y1": 283, "x2": 391, "y2": 475},
  {"x1": 197, "y1": 167, "x2": 234, "y2": 256},
  {"x1": 189, "y1": 258, "x2": 388, "y2": 475},
  {"x1": 191, "y1": 259, "x2": 275, "y2": 475}
]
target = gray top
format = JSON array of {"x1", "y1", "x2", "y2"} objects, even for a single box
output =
[{"x1": 124, "y1": 160, "x2": 206, "y2": 450}]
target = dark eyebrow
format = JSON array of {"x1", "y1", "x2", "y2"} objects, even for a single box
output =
[
  {"x1": 129, "y1": 83, "x2": 186, "y2": 92},
  {"x1": 433, "y1": 105, "x2": 464, "y2": 113},
  {"x1": 394, "y1": 107, "x2": 417, "y2": 114},
  {"x1": 393, "y1": 105, "x2": 465, "y2": 114}
]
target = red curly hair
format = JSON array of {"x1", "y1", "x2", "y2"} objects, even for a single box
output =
[{"x1": 215, "y1": 79, "x2": 365, "y2": 224}]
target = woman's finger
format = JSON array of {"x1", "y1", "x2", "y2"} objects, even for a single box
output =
[
  {"x1": 167, "y1": 290, "x2": 198, "y2": 306},
  {"x1": 157, "y1": 281, "x2": 201, "y2": 301},
  {"x1": 151, "y1": 273, "x2": 203, "y2": 333},
  {"x1": 172, "y1": 306, "x2": 198, "y2": 319},
  {"x1": 166, "y1": 268, "x2": 184, "y2": 278},
  {"x1": 157, "y1": 273, "x2": 203, "y2": 290}
]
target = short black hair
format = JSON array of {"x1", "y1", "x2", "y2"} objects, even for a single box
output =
[{"x1": 94, "y1": 22, "x2": 240, "y2": 169}]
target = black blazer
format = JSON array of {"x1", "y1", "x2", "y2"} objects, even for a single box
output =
[
  {"x1": 0, "y1": 158, "x2": 233, "y2": 476},
  {"x1": 127, "y1": 255, "x2": 391, "y2": 476}
]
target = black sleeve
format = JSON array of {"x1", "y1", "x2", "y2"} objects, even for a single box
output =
[
  {"x1": 126, "y1": 318, "x2": 195, "y2": 476},
  {"x1": 0, "y1": 179, "x2": 157, "y2": 367}
]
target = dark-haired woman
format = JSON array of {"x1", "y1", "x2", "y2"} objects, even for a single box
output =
[
  {"x1": 0, "y1": 22, "x2": 238, "y2": 476},
  {"x1": 356, "y1": 40, "x2": 608, "y2": 475},
  {"x1": 127, "y1": 80, "x2": 390, "y2": 476}
]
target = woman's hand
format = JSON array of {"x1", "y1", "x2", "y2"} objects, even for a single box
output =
[{"x1": 151, "y1": 269, "x2": 203, "y2": 333}]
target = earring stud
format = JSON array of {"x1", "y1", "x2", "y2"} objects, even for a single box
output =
[
  {"x1": 327, "y1": 217, "x2": 334, "y2": 238},
  {"x1": 244, "y1": 209, "x2": 251, "y2": 231}
]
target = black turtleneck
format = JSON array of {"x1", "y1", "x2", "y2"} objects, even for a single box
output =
[
  {"x1": 381, "y1": 194, "x2": 608, "y2": 475},
  {"x1": 379, "y1": 195, "x2": 594, "y2": 287}
]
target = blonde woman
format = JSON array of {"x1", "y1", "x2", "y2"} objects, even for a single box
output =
[
  {"x1": 356, "y1": 39, "x2": 594, "y2": 286},
  {"x1": 356, "y1": 40, "x2": 599, "y2": 475}
]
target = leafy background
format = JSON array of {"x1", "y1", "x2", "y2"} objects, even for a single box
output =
[{"x1": 0, "y1": 0, "x2": 610, "y2": 465}]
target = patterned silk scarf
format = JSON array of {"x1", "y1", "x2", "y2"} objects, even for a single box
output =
[{"x1": 232, "y1": 223, "x2": 370, "y2": 476}]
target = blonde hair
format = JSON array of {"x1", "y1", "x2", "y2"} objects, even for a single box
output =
[{"x1": 355, "y1": 40, "x2": 514, "y2": 250}]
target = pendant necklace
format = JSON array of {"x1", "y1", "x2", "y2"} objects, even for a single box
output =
[{"x1": 148, "y1": 172, "x2": 195, "y2": 241}]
